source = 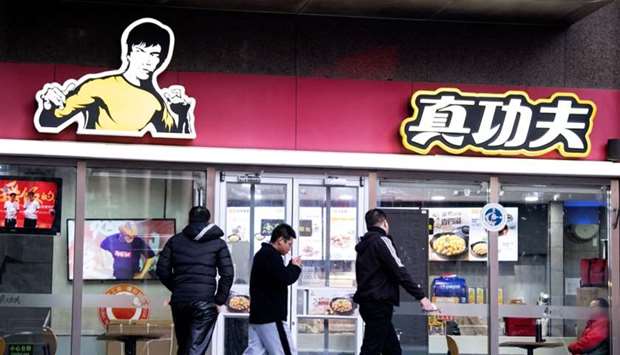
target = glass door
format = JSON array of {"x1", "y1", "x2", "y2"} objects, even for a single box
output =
[
  {"x1": 497, "y1": 180, "x2": 611, "y2": 355},
  {"x1": 292, "y1": 176, "x2": 367, "y2": 355},
  {"x1": 213, "y1": 173, "x2": 293, "y2": 355},
  {"x1": 378, "y1": 178, "x2": 490, "y2": 355}
]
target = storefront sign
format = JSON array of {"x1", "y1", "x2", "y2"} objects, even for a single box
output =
[
  {"x1": 400, "y1": 88, "x2": 596, "y2": 158},
  {"x1": 98, "y1": 284, "x2": 150, "y2": 326},
  {"x1": 34, "y1": 18, "x2": 196, "y2": 139}
]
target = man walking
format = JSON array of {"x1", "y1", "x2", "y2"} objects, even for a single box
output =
[
  {"x1": 243, "y1": 223, "x2": 302, "y2": 355},
  {"x1": 157, "y1": 206, "x2": 234, "y2": 355},
  {"x1": 354, "y1": 208, "x2": 437, "y2": 355}
]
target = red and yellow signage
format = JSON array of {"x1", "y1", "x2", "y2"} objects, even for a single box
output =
[{"x1": 400, "y1": 88, "x2": 597, "y2": 158}]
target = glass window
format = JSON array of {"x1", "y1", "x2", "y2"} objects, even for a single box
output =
[
  {"x1": 378, "y1": 179, "x2": 489, "y2": 354},
  {"x1": 0, "y1": 163, "x2": 75, "y2": 354},
  {"x1": 498, "y1": 182, "x2": 610, "y2": 354},
  {"x1": 80, "y1": 167, "x2": 205, "y2": 354}
]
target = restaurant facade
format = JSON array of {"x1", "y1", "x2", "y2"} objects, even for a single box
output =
[{"x1": 0, "y1": 1, "x2": 620, "y2": 355}]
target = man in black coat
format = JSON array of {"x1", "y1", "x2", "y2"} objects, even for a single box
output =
[
  {"x1": 243, "y1": 223, "x2": 302, "y2": 355},
  {"x1": 354, "y1": 208, "x2": 437, "y2": 355},
  {"x1": 157, "y1": 206, "x2": 234, "y2": 355}
]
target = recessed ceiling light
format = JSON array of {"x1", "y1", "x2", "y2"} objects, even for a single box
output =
[
  {"x1": 524, "y1": 195, "x2": 539, "y2": 202},
  {"x1": 431, "y1": 195, "x2": 446, "y2": 201}
]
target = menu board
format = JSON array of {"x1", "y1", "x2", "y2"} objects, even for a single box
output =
[
  {"x1": 299, "y1": 207, "x2": 324, "y2": 260},
  {"x1": 225, "y1": 207, "x2": 250, "y2": 243},
  {"x1": 428, "y1": 207, "x2": 518, "y2": 262},
  {"x1": 329, "y1": 207, "x2": 357, "y2": 261},
  {"x1": 307, "y1": 289, "x2": 356, "y2": 316},
  {"x1": 253, "y1": 206, "x2": 285, "y2": 252}
]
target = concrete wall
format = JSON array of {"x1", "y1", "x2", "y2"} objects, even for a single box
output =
[{"x1": 0, "y1": 1, "x2": 619, "y2": 89}]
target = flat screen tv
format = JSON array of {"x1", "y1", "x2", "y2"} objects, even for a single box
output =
[
  {"x1": 0, "y1": 176, "x2": 62, "y2": 235},
  {"x1": 68, "y1": 218, "x2": 176, "y2": 281}
]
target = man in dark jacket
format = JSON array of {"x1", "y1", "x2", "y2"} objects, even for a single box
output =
[
  {"x1": 243, "y1": 223, "x2": 302, "y2": 355},
  {"x1": 354, "y1": 208, "x2": 437, "y2": 355},
  {"x1": 157, "y1": 206, "x2": 234, "y2": 355}
]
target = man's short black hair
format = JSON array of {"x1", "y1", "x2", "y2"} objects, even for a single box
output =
[
  {"x1": 270, "y1": 223, "x2": 296, "y2": 243},
  {"x1": 9, "y1": 192, "x2": 16, "y2": 197},
  {"x1": 594, "y1": 297, "x2": 609, "y2": 309},
  {"x1": 126, "y1": 21, "x2": 171, "y2": 64},
  {"x1": 189, "y1": 206, "x2": 210, "y2": 223},
  {"x1": 365, "y1": 208, "x2": 387, "y2": 230}
]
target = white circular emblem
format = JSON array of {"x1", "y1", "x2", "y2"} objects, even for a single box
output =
[{"x1": 481, "y1": 203, "x2": 507, "y2": 232}]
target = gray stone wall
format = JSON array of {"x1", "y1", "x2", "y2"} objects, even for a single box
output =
[{"x1": 0, "y1": 1, "x2": 619, "y2": 88}]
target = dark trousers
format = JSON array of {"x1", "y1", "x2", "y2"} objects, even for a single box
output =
[
  {"x1": 359, "y1": 302, "x2": 401, "y2": 355},
  {"x1": 171, "y1": 301, "x2": 219, "y2": 355},
  {"x1": 24, "y1": 218, "x2": 37, "y2": 228},
  {"x1": 4, "y1": 219, "x2": 16, "y2": 229}
]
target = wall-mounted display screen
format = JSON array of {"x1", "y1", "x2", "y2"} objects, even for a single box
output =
[
  {"x1": 0, "y1": 176, "x2": 62, "y2": 234},
  {"x1": 68, "y1": 218, "x2": 176, "y2": 280}
]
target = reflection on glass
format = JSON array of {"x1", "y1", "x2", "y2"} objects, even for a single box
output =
[
  {"x1": 498, "y1": 183, "x2": 610, "y2": 352},
  {"x1": 378, "y1": 180, "x2": 489, "y2": 353},
  {"x1": 299, "y1": 186, "x2": 327, "y2": 286},
  {"x1": 297, "y1": 319, "x2": 356, "y2": 355},
  {"x1": 82, "y1": 168, "x2": 204, "y2": 354},
  {"x1": 226, "y1": 183, "x2": 251, "y2": 285},
  {"x1": 0, "y1": 165, "x2": 75, "y2": 354},
  {"x1": 225, "y1": 183, "x2": 287, "y2": 286}
]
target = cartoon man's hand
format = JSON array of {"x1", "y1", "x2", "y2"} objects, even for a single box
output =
[
  {"x1": 39, "y1": 82, "x2": 76, "y2": 111},
  {"x1": 163, "y1": 86, "x2": 192, "y2": 117},
  {"x1": 163, "y1": 85, "x2": 195, "y2": 133}
]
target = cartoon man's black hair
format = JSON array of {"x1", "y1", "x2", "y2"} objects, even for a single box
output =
[{"x1": 126, "y1": 22, "x2": 171, "y2": 67}]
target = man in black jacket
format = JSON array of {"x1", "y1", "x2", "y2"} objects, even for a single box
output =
[
  {"x1": 243, "y1": 223, "x2": 302, "y2": 355},
  {"x1": 157, "y1": 206, "x2": 234, "y2": 355},
  {"x1": 354, "y1": 208, "x2": 437, "y2": 355}
]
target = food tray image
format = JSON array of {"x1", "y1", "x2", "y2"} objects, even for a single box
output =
[
  {"x1": 329, "y1": 297, "x2": 356, "y2": 316},
  {"x1": 430, "y1": 232, "x2": 469, "y2": 259},
  {"x1": 226, "y1": 294, "x2": 251, "y2": 313}
]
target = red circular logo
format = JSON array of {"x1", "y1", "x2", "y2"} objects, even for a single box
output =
[{"x1": 98, "y1": 284, "x2": 150, "y2": 327}]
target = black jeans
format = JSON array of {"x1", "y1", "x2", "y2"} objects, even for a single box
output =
[
  {"x1": 359, "y1": 302, "x2": 401, "y2": 355},
  {"x1": 171, "y1": 301, "x2": 219, "y2": 355},
  {"x1": 24, "y1": 218, "x2": 37, "y2": 228},
  {"x1": 4, "y1": 219, "x2": 16, "y2": 229}
]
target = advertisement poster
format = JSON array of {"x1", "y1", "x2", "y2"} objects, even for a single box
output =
[
  {"x1": 298, "y1": 207, "x2": 324, "y2": 260},
  {"x1": 225, "y1": 207, "x2": 250, "y2": 243},
  {"x1": 428, "y1": 207, "x2": 518, "y2": 262},
  {"x1": 308, "y1": 288, "x2": 356, "y2": 316},
  {"x1": 0, "y1": 177, "x2": 60, "y2": 231},
  {"x1": 68, "y1": 219, "x2": 176, "y2": 280},
  {"x1": 329, "y1": 207, "x2": 357, "y2": 261},
  {"x1": 253, "y1": 207, "x2": 285, "y2": 252}
]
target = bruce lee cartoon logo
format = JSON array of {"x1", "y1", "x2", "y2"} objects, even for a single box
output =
[{"x1": 34, "y1": 18, "x2": 196, "y2": 139}]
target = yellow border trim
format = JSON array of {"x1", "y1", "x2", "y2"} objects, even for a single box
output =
[{"x1": 399, "y1": 87, "x2": 597, "y2": 158}]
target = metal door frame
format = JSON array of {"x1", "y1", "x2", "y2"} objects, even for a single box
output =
[
  {"x1": 291, "y1": 175, "x2": 368, "y2": 355},
  {"x1": 212, "y1": 172, "x2": 294, "y2": 355}
]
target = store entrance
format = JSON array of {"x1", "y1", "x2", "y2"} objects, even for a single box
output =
[
  {"x1": 214, "y1": 173, "x2": 367, "y2": 355},
  {"x1": 291, "y1": 177, "x2": 366, "y2": 355}
]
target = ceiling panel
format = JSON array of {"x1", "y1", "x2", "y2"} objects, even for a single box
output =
[{"x1": 62, "y1": 0, "x2": 614, "y2": 24}]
